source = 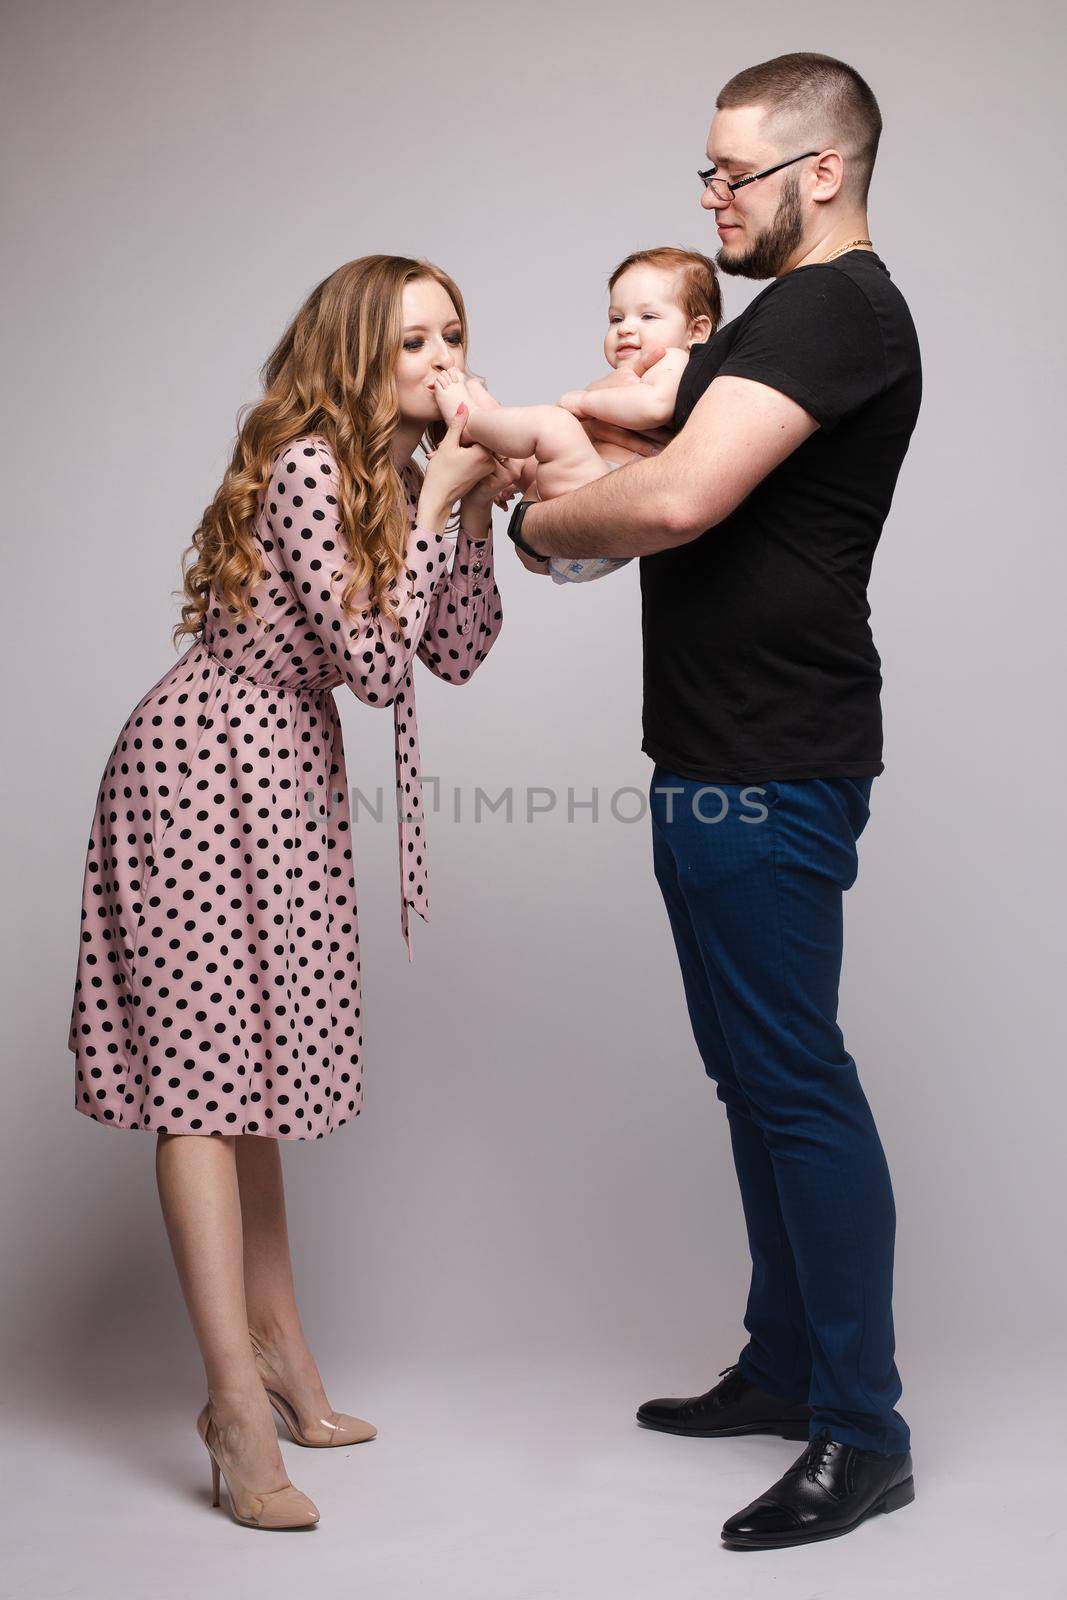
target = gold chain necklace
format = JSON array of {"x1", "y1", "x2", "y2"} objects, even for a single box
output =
[{"x1": 823, "y1": 238, "x2": 874, "y2": 264}]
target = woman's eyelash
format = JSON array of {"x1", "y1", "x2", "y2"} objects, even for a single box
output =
[{"x1": 403, "y1": 333, "x2": 464, "y2": 350}]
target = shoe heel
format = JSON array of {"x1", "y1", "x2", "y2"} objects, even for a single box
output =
[
  {"x1": 779, "y1": 1420, "x2": 811, "y2": 1440},
  {"x1": 209, "y1": 1453, "x2": 221, "y2": 1507},
  {"x1": 880, "y1": 1474, "x2": 915, "y2": 1514}
]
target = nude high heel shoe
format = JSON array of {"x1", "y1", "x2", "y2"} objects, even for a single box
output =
[
  {"x1": 248, "y1": 1328, "x2": 378, "y2": 1448},
  {"x1": 196, "y1": 1400, "x2": 320, "y2": 1529}
]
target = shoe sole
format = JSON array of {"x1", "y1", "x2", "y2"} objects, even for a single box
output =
[
  {"x1": 227, "y1": 1504, "x2": 319, "y2": 1531},
  {"x1": 721, "y1": 1474, "x2": 916, "y2": 1550},
  {"x1": 636, "y1": 1415, "x2": 812, "y2": 1441}
]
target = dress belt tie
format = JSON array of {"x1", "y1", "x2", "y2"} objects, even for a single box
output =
[{"x1": 204, "y1": 642, "x2": 428, "y2": 961}]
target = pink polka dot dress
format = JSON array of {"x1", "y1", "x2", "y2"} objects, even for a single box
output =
[{"x1": 68, "y1": 435, "x2": 503, "y2": 1139}]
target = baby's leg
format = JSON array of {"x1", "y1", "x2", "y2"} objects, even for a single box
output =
[
  {"x1": 432, "y1": 369, "x2": 529, "y2": 483},
  {"x1": 434, "y1": 371, "x2": 611, "y2": 499},
  {"x1": 472, "y1": 405, "x2": 613, "y2": 500},
  {"x1": 460, "y1": 373, "x2": 500, "y2": 412}
]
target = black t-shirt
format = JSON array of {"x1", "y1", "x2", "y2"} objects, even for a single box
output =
[{"x1": 639, "y1": 251, "x2": 921, "y2": 782}]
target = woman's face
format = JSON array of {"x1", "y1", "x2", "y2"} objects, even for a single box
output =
[
  {"x1": 603, "y1": 264, "x2": 692, "y2": 368},
  {"x1": 394, "y1": 277, "x2": 466, "y2": 424}
]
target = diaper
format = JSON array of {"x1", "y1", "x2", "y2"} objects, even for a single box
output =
[{"x1": 549, "y1": 554, "x2": 633, "y2": 584}]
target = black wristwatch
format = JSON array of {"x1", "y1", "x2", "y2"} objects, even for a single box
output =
[{"x1": 506, "y1": 499, "x2": 550, "y2": 563}]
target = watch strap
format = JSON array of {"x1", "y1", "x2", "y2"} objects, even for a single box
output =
[{"x1": 506, "y1": 499, "x2": 549, "y2": 562}]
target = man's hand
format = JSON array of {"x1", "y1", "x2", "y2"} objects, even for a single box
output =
[
  {"x1": 514, "y1": 544, "x2": 551, "y2": 576},
  {"x1": 581, "y1": 419, "x2": 672, "y2": 456}
]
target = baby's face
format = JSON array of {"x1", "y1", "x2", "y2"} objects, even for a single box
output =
[{"x1": 604, "y1": 264, "x2": 692, "y2": 369}]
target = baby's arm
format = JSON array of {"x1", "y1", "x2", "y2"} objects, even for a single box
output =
[{"x1": 561, "y1": 348, "x2": 689, "y2": 432}]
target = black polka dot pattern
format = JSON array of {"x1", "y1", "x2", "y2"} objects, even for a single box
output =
[{"x1": 68, "y1": 434, "x2": 503, "y2": 1139}]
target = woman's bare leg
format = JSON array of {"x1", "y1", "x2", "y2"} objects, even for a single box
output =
[
  {"x1": 235, "y1": 1133, "x2": 336, "y2": 1430},
  {"x1": 155, "y1": 1131, "x2": 290, "y2": 1489}
]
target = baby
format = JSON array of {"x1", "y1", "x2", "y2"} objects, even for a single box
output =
[{"x1": 432, "y1": 246, "x2": 722, "y2": 583}]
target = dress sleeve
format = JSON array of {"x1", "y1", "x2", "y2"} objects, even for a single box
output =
[
  {"x1": 417, "y1": 523, "x2": 504, "y2": 683},
  {"x1": 264, "y1": 436, "x2": 465, "y2": 706}
]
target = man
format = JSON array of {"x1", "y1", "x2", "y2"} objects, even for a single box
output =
[{"x1": 507, "y1": 53, "x2": 922, "y2": 1550}]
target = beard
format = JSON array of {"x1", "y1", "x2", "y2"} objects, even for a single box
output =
[{"x1": 716, "y1": 171, "x2": 803, "y2": 279}]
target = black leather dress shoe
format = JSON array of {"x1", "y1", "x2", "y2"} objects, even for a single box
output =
[
  {"x1": 636, "y1": 1364, "x2": 812, "y2": 1440},
  {"x1": 720, "y1": 1427, "x2": 915, "y2": 1549}
]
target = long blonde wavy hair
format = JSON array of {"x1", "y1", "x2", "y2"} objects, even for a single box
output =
[{"x1": 172, "y1": 255, "x2": 467, "y2": 646}]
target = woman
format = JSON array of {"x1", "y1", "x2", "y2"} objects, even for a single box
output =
[{"x1": 67, "y1": 255, "x2": 511, "y2": 1528}]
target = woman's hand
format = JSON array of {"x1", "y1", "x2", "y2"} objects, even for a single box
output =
[
  {"x1": 417, "y1": 405, "x2": 495, "y2": 532},
  {"x1": 459, "y1": 454, "x2": 522, "y2": 534}
]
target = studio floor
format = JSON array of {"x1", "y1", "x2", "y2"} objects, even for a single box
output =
[{"x1": 4, "y1": 1348, "x2": 1059, "y2": 1599}]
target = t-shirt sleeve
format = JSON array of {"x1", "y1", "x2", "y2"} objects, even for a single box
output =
[{"x1": 717, "y1": 269, "x2": 888, "y2": 431}]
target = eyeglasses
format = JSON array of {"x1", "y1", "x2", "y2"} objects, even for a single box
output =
[{"x1": 697, "y1": 151, "x2": 818, "y2": 204}]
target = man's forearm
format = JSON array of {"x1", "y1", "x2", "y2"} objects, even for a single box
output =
[
  {"x1": 520, "y1": 375, "x2": 821, "y2": 564},
  {"x1": 520, "y1": 452, "x2": 689, "y2": 560}
]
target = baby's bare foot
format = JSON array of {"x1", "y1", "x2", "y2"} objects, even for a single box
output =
[{"x1": 433, "y1": 367, "x2": 474, "y2": 426}]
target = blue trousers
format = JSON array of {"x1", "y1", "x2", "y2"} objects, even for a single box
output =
[{"x1": 649, "y1": 766, "x2": 909, "y2": 1455}]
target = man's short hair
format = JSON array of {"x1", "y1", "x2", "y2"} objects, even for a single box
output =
[{"x1": 717, "y1": 52, "x2": 882, "y2": 201}]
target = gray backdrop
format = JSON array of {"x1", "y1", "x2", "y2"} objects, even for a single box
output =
[{"x1": 3, "y1": 1, "x2": 1064, "y2": 1596}]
